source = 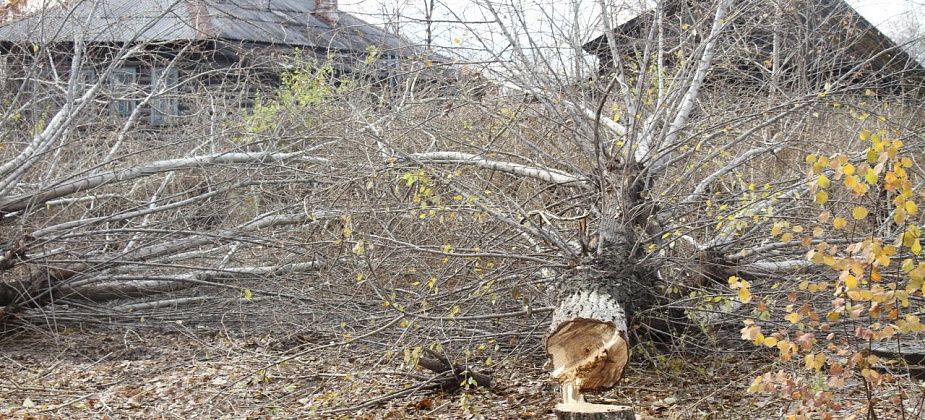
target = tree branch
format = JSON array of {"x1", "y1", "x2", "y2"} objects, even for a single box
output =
[
  {"x1": 409, "y1": 151, "x2": 587, "y2": 186},
  {"x1": 0, "y1": 152, "x2": 330, "y2": 213}
]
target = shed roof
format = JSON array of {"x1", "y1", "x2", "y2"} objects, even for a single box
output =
[{"x1": 0, "y1": 0, "x2": 423, "y2": 56}]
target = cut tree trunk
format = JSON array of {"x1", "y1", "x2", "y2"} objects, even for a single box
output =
[
  {"x1": 546, "y1": 241, "x2": 653, "y2": 410},
  {"x1": 547, "y1": 292, "x2": 629, "y2": 392}
]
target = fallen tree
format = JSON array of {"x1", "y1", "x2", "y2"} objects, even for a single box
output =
[{"x1": 1, "y1": 0, "x2": 925, "y2": 417}]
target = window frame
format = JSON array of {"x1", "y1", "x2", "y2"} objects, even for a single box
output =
[
  {"x1": 150, "y1": 65, "x2": 179, "y2": 126},
  {"x1": 109, "y1": 65, "x2": 138, "y2": 118}
]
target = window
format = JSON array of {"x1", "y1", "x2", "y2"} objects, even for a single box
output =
[
  {"x1": 0, "y1": 55, "x2": 7, "y2": 83},
  {"x1": 73, "y1": 65, "x2": 96, "y2": 94},
  {"x1": 150, "y1": 66, "x2": 179, "y2": 126},
  {"x1": 109, "y1": 66, "x2": 138, "y2": 117}
]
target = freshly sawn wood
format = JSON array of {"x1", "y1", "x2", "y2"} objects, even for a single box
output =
[{"x1": 554, "y1": 402, "x2": 635, "y2": 420}]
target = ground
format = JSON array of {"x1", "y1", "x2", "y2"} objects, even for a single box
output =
[{"x1": 0, "y1": 324, "x2": 921, "y2": 418}]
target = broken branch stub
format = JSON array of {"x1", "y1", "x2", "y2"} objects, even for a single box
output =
[{"x1": 417, "y1": 348, "x2": 492, "y2": 392}]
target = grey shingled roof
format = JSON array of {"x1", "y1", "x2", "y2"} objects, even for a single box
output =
[{"x1": 0, "y1": 0, "x2": 423, "y2": 56}]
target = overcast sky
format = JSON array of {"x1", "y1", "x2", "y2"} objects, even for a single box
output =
[{"x1": 850, "y1": 0, "x2": 920, "y2": 26}]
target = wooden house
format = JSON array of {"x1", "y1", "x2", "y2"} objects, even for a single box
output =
[
  {"x1": 583, "y1": 0, "x2": 925, "y2": 94},
  {"x1": 0, "y1": 0, "x2": 430, "y2": 125}
]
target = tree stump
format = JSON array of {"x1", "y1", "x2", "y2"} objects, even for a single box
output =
[{"x1": 554, "y1": 402, "x2": 635, "y2": 419}]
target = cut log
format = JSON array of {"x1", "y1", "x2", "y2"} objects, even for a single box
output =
[
  {"x1": 545, "y1": 246, "x2": 653, "y2": 408},
  {"x1": 554, "y1": 402, "x2": 635, "y2": 420},
  {"x1": 546, "y1": 295, "x2": 629, "y2": 395}
]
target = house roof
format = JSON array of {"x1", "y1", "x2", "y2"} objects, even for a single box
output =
[
  {"x1": 583, "y1": 0, "x2": 925, "y2": 84},
  {"x1": 0, "y1": 0, "x2": 423, "y2": 57}
]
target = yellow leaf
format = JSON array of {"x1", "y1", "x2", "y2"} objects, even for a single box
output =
[
  {"x1": 903, "y1": 231, "x2": 917, "y2": 247},
  {"x1": 876, "y1": 253, "x2": 890, "y2": 267},
  {"x1": 913, "y1": 239, "x2": 922, "y2": 256},
  {"x1": 906, "y1": 201, "x2": 919, "y2": 215},
  {"x1": 814, "y1": 191, "x2": 829, "y2": 205},
  {"x1": 739, "y1": 287, "x2": 752, "y2": 303},
  {"x1": 845, "y1": 274, "x2": 858, "y2": 290},
  {"x1": 771, "y1": 224, "x2": 783, "y2": 236},
  {"x1": 865, "y1": 168, "x2": 878, "y2": 185},
  {"x1": 352, "y1": 240, "x2": 365, "y2": 256},
  {"x1": 243, "y1": 289, "x2": 253, "y2": 301},
  {"x1": 747, "y1": 376, "x2": 763, "y2": 393},
  {"x1": 780, "y1": 232, "x2": 793, "y2": 242},
  {"x1": 817, "y1": 175, "x2": 830, "y2": 188},
  {"x1": 807, "y1": 353, "x2": 825, "y2": 371},
  {"x1": 763, "y1": 336, "x2": 778, "y2": 347},
  {"x1": 853, "y1": 206, "x2": 869, "y2": 220},
  {"x1": 833, "y1": 217, "x2": 847, "y2": 229},
  {"x1": 785, "y1": 312, "x2": 802, "y2": 324},
  {"x1": 728, "y1": 275, "x2": 740, "y2": 287},
  {"x1": 895, "y1": 208, "x2": 907, "y2": 225},
  {"x1": 910, "y1": 265, "x2": 925, "y2": 283},
  {"x1": 813, "y1": 226, "x2": 824, "y2": 237},
  {"x1": 843, "y1": 163, "x2": 855, "y2": 175}
]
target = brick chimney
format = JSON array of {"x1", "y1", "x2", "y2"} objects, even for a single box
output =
[{"x1": 314, "y1": 0, "x2": 339, "y2": 24}]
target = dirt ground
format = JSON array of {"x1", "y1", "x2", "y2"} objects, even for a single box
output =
[{"x1": 0, "y1": 323, "x2": 921, "y2": 419}]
